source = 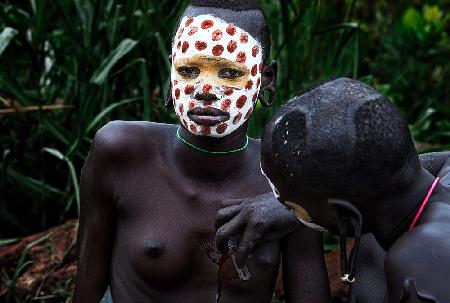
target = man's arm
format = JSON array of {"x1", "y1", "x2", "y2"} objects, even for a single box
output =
[
  {"x1": 73, "y1": 125, "x2": 117, "y2": 303},
  {"x1": 216, "y1": 192, "x2": 300, "y2": 267},
  {"x1": 282, "y1": 226, "x2": 330, "y2": 303}
]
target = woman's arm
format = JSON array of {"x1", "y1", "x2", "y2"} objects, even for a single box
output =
[
  {"x1": 282, "y1": 225, "x2": 330, "y2": 303},
  {"x1": 73, "y1": 126, "x2": 117, "y2": 303}
]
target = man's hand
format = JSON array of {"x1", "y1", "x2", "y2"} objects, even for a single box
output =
[{"x1": 215, "y1": 192, "x2": 300, "y2": 268}]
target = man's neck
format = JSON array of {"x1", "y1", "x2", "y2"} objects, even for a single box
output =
[
  {"x1": 172, "y1": 124, "x2": 251, "y2": 181},
  {"x1": 362, "y1": 168, "x2": 437, "y2": 250}
]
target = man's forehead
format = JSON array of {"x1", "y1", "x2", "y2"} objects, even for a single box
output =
[{"x1": 180, "y1": 6, "x2": 265, "y2": 44}]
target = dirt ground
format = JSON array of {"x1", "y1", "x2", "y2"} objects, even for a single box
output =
[{"x1": 0, "y1": 220, "x2": 347, "y2": 302}]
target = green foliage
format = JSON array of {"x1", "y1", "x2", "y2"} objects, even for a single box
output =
[
  {"x1": 0, "y1": 0, "x2": 449, "y2": 241},
  {"x1": 369, "y1": 3, "x2": 450, "y2": 145}
]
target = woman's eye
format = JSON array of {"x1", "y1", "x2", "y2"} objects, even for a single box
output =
[
  {"x1": 218, "y1": 68, "x2": 244, "y2": 79},
  {"x1": 177, "y1": 66, "x2": 200, "y2": 79}
]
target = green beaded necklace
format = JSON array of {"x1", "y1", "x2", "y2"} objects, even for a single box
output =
[{"x1": 176, "y1": 127, "x2": 249, "y2": 155}]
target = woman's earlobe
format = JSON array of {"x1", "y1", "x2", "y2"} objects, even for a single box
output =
[
  {"x1": 258, "y1": 60, "x2": 278, "y2": 107},
  {"x1": 165, "y1": 83, "x2": 174, "y2": 107}
]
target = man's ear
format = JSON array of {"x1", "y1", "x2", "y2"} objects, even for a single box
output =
[
  {"x1": 327, "y1": 198, "x2": 362, "y2": 236},
  {"x1": 328, "y1": 198, "x2": 363, "y2": 285},
  {"x1": 258, "y1": 60, "x2": 278, "y2": 107}
]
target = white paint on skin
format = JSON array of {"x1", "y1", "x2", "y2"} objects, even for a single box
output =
[{"x1": 171, "y1": 14, "x2": 263, "y2": 137}]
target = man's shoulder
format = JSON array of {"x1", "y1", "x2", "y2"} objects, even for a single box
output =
[
  {"x1": 386, "y1": 218, "x2": 450, "y2": 280},
  {"x1": 385, "y1": 224, "x2": 450, "y2": 302},
  {"x1": 91, "y1": 121, "x2": 176, "y2": 158}
]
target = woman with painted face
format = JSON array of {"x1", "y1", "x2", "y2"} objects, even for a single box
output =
[
  {"x1": 73, "y1": 1, "x2": 330, "y2": 302},
  {"x1": 260, "y1": 78, "x2": 450, "y2": 302}
]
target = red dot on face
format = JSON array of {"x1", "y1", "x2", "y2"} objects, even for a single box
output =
[
  {"x1": 240, "y1": 32, "x2": 249, "y2": 44},
  {"x1": 185, "y1": 17, "x2": 194, "y2": 27},
  {"x1": 183, "y1": 120, "x2": 189, "y2": 128},
  {"x1": 201, "y1": 20, "x2": 214, "y2": 29},
  {"x1": 252, "y1": 93, "x2": 258, "y2": 103},
  {"x1": 203, "y1": 84, "x2": 212, "y2": 94},
  {"x1": 251, "y1": 64, "x2": 258, "y2": 77},
  {"x1": 172, "y1": 53, "x2": 176, "y2": 60},
  {"x1": 216, "y1": 123, "x2": 228, "y2": 134},
  {"x1": 188, "y1": 26, "x2": 198, "y2": 36},
  {"x1": 185, "y1": 85, "x2": 195, "y2": 95},
  {"x1": 236, "y1": 95, "x2": 247, "y2": 109},
  {"x1": 201, "y1": 126, "x2": 211, "y2": 136},
  {"x1": 256, "y1": 77, "x2": 261, "y2": 87},
  {"x1": 212, "y1": 45, "x2": 224, "y2": 56},
  {"x1": 179, "y1": 103, "x2": 184, "y2": 114},
  {"x1": 245, "y1": 80, "x2": 253, "y2": 90},
  {"x1": 173, "y1": 80, "x2": 178, "y2": 85},
  {"x1": 227, "y1": 40, "x2": 237, "y2": 53},
  {"x1": 221, "y1": 99, "x2": 232, "y2": 111},
  {"x1": 177, "y1": 41, "x2": 181, "y2": 49},
  {"x1": 226, "y1": 23, "x2": 236, "y2": 35},
  {"x1": 195, "y1": 41, "x2": 207, "y2": 51},
  {"x1": 212, "y1": 29, "x2": 223, "y2": 41},
  {"x1": 233, "y1": 112, "x2": 243, "y2": 124},
  {"x1": 252, "y1": 45, "x2": 260, "y2": 57},
  {"x1": 175, "y1": 88, "x2": 180, "y2": 99},
  {"x1": 245, "y1": 108, "x2": 253, "y2": 120},
  {"x1": 182, "y1": 41, "x2": 189, "y2": 53},
  {"x1": 236, "y1": 51, "x2": 246, "y2": 63},
  {"x1": 224, "y1": 88, "x2": 234, "y2": 96},
  {"x1": 189, "y1": 100, "x2": 196, "y2": 110},
  {"x1": 259, "y1": 63, "x2": 263, "y2": 72},
  {"x1": 190, "y1": 124, "x2": 197, "y2": 133}
]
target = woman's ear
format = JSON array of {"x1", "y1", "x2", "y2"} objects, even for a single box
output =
[
  {"x1": 165, "y1": 54, "x2": 174, "y2": 107},
  {"x1": 258, "y1": 60, "x2": 278, "y2": 107},
  {"x1": 165, "y1": 82, "x2": 174, "y2": 108}
]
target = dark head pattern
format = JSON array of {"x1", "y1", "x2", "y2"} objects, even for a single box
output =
[
  {"x1": 261, "y1": 77, "x2": 421, "y2": 204},
  {"x1": 174, "y1": 0, "x2": 271, "y2": 61}
]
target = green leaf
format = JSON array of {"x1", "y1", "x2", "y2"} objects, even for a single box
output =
[
  {"x1": 0, "y1": 238, "x2": 20, "y2": 247},
  {"x1": 43, "y1": 148, "x2": 80, "y2": 215},
  {"x1": 0, "y1": 27, "x2": 18, "y2": 58},
  {"x1": 402, "y1": 8, "x2": 422, "y2": 32},
  {"x1": 90, "y1": 38, "x2": 138, "y2": 85},
  {"x1": 4, "y1": 165, "x2": 64, "y2": 196},
  {"x1": 85, "y1": 97, "x2": 141, "y2": 133}
]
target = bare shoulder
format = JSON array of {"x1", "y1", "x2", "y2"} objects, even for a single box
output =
[
  {"x1": 385, "y1": 207, "x2": 450, "y2": 302},
  {"x1": 91, "y1": 121, "x2": 176, "y2": 158}
]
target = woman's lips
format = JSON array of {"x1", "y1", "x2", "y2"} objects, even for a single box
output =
[{"x1": 188, "y1": 107, "x2": 230, "y2": 126}]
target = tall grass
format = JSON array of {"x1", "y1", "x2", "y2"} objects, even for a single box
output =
[{"x1": 0, "y1": 0, "x2": 449, "y2": 238}]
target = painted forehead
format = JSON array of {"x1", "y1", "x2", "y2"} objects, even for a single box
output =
[{"x1": 173, "y1": 14, "x2": 262, "y2": 69}]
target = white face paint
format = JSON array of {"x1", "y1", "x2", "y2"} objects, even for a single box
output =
[{"x1": 171, "y1": 14, "x2": 263, "y2": 137}]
